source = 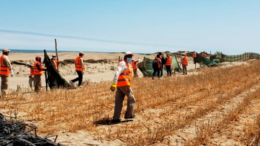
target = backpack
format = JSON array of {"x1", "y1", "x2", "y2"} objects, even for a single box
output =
[{"x1": 152, "y1": 59, "x2": 158, "y2": 68}]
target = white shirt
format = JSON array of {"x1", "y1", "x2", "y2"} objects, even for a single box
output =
[{"x1": 113, "y1": 61, "x2": 128, "y2": 84}]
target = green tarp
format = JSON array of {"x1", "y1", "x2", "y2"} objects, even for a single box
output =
[{"x1": 196, "y1": 53, "x2": 218, "y2": 67}]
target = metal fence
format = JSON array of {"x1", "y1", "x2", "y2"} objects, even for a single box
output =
[{"x1": 217, "y1": 52, "x2": 260, "y2": 62}]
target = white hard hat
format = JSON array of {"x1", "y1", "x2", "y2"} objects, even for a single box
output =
[
  {"x1": 125, "y1": 51, "x2": 133, "y2": 56},
  {"x1": 2, "y1": 48, "x2": 10, "y2": 53}
]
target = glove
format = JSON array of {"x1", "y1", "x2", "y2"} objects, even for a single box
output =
[
  {"x1": 110, "y1": 84, "x2": 117, "y2": 92},
  {"x1": 11, "y1": 70, "x2": 14, "y2": 77}
]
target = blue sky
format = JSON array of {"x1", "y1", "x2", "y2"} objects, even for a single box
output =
[{"x1": 0, "y1": 0, "x2": 259, "y2": 54}]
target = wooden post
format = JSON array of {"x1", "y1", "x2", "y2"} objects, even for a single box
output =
[{"x1": 55, "y1": 39, "x2": 59, "y2": 71}]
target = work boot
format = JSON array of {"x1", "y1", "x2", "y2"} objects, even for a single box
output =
[
  {"x1": 124, "y1": 114, "x2": 135, "y2": 119},
  {"x1": 111, "y1": 119, "x2": 121, "y2": 124}
]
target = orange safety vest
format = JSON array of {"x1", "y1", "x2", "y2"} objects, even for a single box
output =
[
  {"x1": 33, "y1": 61, "x2": 43, "y2": 75},
  {"x1": 131, "y1": 61, "x2": 138, "y2": 70},
  {"x1": 52, "y1": 59, "x2": 58, "y2": 70},
  {"x1": 165, "y1": 56, "x2": 172, "y2": 66},
  {"x1": 201, "y1": 52, "x2": 206, "y2": 57},
  {"x1": 75, "y1": 56, "x2": 84, "y2": 71},
  {"x1": 193, "y1": 52, "x2": 197, "y2": 58},
  {"x1": 155, "y1": 57, "x2": 161, "y2": 68},
  {"x1": 117, "y1": 60, "x2": 133, "y2": 87},
  {"x1": 182, "y1": 56, "x2": 188, "y2": 66},
  {"x1": 0, "y1": 55, "x2": 11, "y2": 76}
]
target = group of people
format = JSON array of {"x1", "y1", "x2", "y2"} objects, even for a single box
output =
[
  {"x1": 152, "y1": 52, "x2": 189, "y2": 79},
  {"x1": 0, "y1": 48, "x2": 88, "y2": 98},
  {"x1": 29, "y1": 52, "x2": 86, "y2": 91},
  {"x1": 27, "y1": 54, "x2": 59, "y2": 92}
]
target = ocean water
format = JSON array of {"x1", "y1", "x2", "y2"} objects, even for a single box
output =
[
  {"x1": 8, "y1": 49, "x2": 152, "y2": 55},
  {"x1": 9, "y1": 49, "x2": 79, "y2": 53}
]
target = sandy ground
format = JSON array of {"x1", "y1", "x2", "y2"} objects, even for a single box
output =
[
  {"x1": 1, "y1": 52, "x2": 254, "y2": 146},
  {"x1": 9, "y1": 71, "x2": 115, "y2": 90},
  {"x1": 9, "y1": 52, "x2": 155, "y2": 62}
]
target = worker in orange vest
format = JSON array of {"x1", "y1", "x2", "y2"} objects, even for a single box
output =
[
  {"x1": 158, "y1": 52, "x2": 165, "y2": 77},
  {"x1": 131, "y1": 58, "x2": 139, "y2": 78},
  {"x1": 26, "y1": 62, "x2": 34, "y2": 91},
  {"x1": 110, "y1": 51, "x2": 136, "y2": 124},
  {"x1": 201, "y1": 52, "x2": 206, "y2": 57},
  {"x1": 33, "y1": 56, "x2": 46, "y2": 92},
  {"x1": 0, "y1": 48, "x2": 14, "y2": 98},
  {"x1": 152, "y1": 54, "x2": 162, "y2": 80},
  {"x1": 51, "y1": 54, "x2": 59, "y2": 71},
  {"x1": 165, "y1": 54, "x2": 172, "y2": 76},
  {"x1": 70, "y1": 52, "x2": 85, "y2": 88},
  {"x1": 181, "y1": 53, "x2": 188, "y2": 75},
  {"x1": 193, "y1": 51, "x2": 197, "y2": 64}
]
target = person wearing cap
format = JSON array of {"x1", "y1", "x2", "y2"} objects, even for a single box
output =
[
  {"x1": 51, "y1": 54, "x2": 59, "y2": 71},
  {"x1": 110, "y1": 51, "x2": 136, "y2": 123},
  {"x1": 26, "y1": 62, "x2": 34, "y2": 91},
  {"x1": 33, "y1": 56, "x2": 46, "y2": 92},
  {"x1": 158, "y1": 52, "x2": 165, "y2": 77},
  {"x1": 0, "y1": 48, "x2": 14, "y2": 98},
  {"x1": 201, "y1": 51, "x2": 206, "y2": 57},
  {"x1": 165, "y1": 53, "x2": 172, "y2": 76},
  {"x1": 193, "y1": 51, "x2": 197, "y2": 69},
  {"x1": 152, "y1": 54, "x2": 161, "y2": 80},
  {"x1": 70, "y1": 52, "x2": 85, "y2": 87},
  {"x1": 181, "y1": 53, "x2": 188, "y2": 75}
]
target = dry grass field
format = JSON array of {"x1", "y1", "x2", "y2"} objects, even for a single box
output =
[{"x1": 1, "y1": 60, "x2": 260, "y2": 146}]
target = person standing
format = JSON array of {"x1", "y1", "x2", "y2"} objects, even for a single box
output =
[
  {"x1": 152, "y1": 54, "x2": 161, "y2": 80},
  {"x1": 70, "y1": 52, "x2": 85, "y2": 87},
  {"x1": 158, "y1": 52, "x2": 165, "y2": 77},
  {"x1": 193, "y1": 51, "x2": 197, "y2": 63},
  {"x1": 0, "y1": 48, "x2": 14, "y2": 98},
  {"x1": 110, "y1": 51, "x2": 136, "y2": 123},
  {"x1": 26, "y1": 62, "x2": 34, "y2": 91},
  {"x1": 181, "y1": 53, "x2": 188, "y2": 75},
  {"x1": 201, "y1": 51, "x2": 206, "y2": 57},
  {"x1": 131, "y1": 58, "x2": 139, "y2": 78},
  {"x1": 165, "y1": 54, "x2": 172, "y2": 76},
  {"x1": 33, "y1": 56, "x2": 46, "y2": 92},
  {"x1": 51, "y1": 54, "x2": 59, "y2": 71}
]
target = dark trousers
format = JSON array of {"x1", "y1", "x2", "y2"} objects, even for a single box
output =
[
  {"x1": 72, "y1": 71, "x2": 83, "y2": 86},
  {"x1": 159, "y1": 68, "x2": 163, "y2": 77},
  {"x1": 152, "y1": 68, "x2": 160, "y2": 78},
  {"x1": 166, "y1": 65, "x2": 171, "y2": 76},
  {"x1": 182, "y1": 65, "x2": 187, "y2": 75}
]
